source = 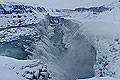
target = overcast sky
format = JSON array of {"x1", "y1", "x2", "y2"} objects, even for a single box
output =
[{"x1": 1, "y1": 0, "x2": 114, "y2": 9}]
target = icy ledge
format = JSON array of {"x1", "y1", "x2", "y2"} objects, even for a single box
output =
[{"x1": 75, "y1": 21, "x2": 120, "y2": 80}]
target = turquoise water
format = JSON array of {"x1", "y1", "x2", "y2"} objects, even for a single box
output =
[
  {"x1": 0, "y1": 19, "x2": 66, "y2": 60},
  {"x1": 0, "y1": 37, "x2": 32, "y2": 60}
]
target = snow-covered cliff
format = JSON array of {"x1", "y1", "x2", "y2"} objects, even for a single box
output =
[{"x1": 0, "y1": 0, "x2": 120, "y2": 80}]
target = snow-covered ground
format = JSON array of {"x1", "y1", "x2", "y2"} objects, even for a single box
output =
[
  {"x1": 0, "y1": 0, "x2": 120, "y2": 80},
  {"x1": 0, "y1": 56, "x2": 52, "y2": 80}
]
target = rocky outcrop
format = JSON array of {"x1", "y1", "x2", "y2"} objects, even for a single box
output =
[
  {"x1": 45, "y1": 13, "x2": 64, "y2": 25},
  {"x1": 75, "y1": 6, "x2": 110, "y2": 13}
]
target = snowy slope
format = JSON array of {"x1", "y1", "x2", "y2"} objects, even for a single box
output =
[
  {"x1": 0, "y1": 0, "x2": 120, "y2": 80},
  {"x1": 0, "y1": 56, "x2": 52, "y2": 80}
]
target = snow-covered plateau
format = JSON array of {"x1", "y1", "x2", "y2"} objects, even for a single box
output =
[{"x1": 0, "y1": 0, "x2": 120, "y2": 80}]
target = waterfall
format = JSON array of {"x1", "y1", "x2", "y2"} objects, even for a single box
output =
[
  {"x1": 0, "y1": 2, "x2": 97, "y2": 79},
  {"x1": 0, "y1": 15, "x2": 97, "y2": 79}
]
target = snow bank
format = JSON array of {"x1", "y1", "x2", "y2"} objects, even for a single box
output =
[
  {"x1": 0, "y1": 56, "x2": 51, "y2": 80},
  {"x1": 0, "y1": 56, "x2": 25, "y2": 80}
]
